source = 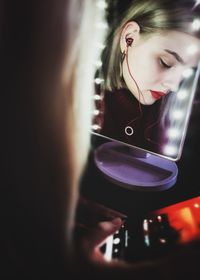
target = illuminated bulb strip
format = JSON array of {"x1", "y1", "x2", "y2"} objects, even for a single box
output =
[
  {"x1": 91, "y1": 0, "x2": 107, "y2": 134},
  {"x1": 163, "y1": 58, "x2": 200, "y2": 160}
]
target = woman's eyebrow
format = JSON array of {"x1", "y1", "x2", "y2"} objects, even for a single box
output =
[{"x1": 164, "y1": 49, "x2": 186, "y2": 64}]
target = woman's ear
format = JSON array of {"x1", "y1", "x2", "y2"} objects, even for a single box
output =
[{"x1": 120, "y1": 21, "x2": 140, "y2": 53}]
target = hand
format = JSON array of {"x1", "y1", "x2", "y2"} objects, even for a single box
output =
[
  {"x1": 74, "y1": 196, "x2": 126, "y2": 263},
  {"x1": 74, "y1": 197, "x2": 200, "y2": 278}
]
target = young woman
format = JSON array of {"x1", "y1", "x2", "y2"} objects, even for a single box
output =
[
  {"x1": 95, "y1": 0, "x2": 200, "y2": 155},
  {"x1": 2, "y1": 0, "x2": 200, "y2": 279}
]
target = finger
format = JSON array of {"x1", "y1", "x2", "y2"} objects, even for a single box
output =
[
  {"x1": 76, "y1": 196, "x2": 127, "y2": 226},
  {"x1": 85, "y1": 218, "x2": 123, "y2": 248}
]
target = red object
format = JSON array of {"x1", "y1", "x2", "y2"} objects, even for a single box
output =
[{"x1": 151, "y1": 197, "x2": 200, "y2": 243}]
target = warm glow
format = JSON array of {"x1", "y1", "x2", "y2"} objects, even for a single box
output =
[
  {"x1": 151, "y1": 197, "x2": 200, "y2": 244},
  {"x1": 170, "y1": 208, "x2": 197, "y2": 242},
  {"x1": 194, "y1": 203, "x2": 200, "y2": 208}
]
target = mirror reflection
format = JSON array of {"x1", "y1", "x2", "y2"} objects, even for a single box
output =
[{"x1": 92, "y1": 0, "x2": 200, "y2": 161}]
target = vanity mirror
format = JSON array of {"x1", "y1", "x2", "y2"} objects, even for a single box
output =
[{"x1": 91, "y1": 0, "x2": 200, "y2": 191}]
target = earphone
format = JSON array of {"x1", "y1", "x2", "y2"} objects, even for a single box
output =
[
  {"x1": 124, "y1": 36, "x2": 146, "y2": 137},
  {"x1": 126, "y1": 37, "x2": 133, "y2": 47},
  {"x1": 124, "y1": 36, "x2": 145, "y2": 119},
  {"x1": 124, "y1": 36, "x2": 159, "y2": 140}
]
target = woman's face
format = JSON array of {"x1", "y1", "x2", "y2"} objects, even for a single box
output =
[{"x1": 122, "y1": 31, "x2": 200, "y2": 105}]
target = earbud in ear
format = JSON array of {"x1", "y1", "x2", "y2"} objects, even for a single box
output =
[{"x1": 126, "y1": 37, "x2": 133, "y2": 47}]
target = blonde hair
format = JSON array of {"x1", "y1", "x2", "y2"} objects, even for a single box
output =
[
  {"x1": 61, "y1": 0, "x2": 107, "y2": 238},
  {"x1": 2, "y1": 0, "x2": 106, "y2": 265},
  {"x1": 0, "y1": 0, "x2": 108, "y2": 270},
  {"x1": 102, "y1": 0, "x2": 200, "y2": 91}
]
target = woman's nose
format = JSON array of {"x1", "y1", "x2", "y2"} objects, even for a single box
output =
[{"x1": 162, "y1": 69, "x2": 183, "y2": 92}]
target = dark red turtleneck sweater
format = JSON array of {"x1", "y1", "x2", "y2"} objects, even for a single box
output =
[{"x1": 95, "y1": 88, "x2": 166, "y2": 153}]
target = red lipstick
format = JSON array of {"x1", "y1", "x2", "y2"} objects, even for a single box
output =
[{"x1": 150, "y1": 90, "x2": 166, "y2": 100}]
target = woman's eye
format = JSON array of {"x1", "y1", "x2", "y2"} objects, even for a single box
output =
[{"x1": 159, "y1": 58, "x2": 172, "y2": 69}]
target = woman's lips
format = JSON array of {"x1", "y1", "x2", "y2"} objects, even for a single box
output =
[{"x1": 150, "y1": 90, "x2": 166, "y2": 100}]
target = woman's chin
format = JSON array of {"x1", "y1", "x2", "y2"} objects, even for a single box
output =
[
  {"x1": 129, "y1": 90, "x2": 157, "y2": 105},
  {"x1": 137, "y1": 97, "x2": 156, "y2": 106}
]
